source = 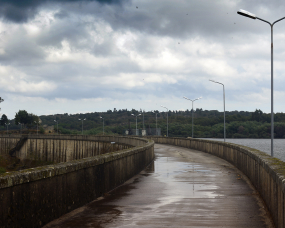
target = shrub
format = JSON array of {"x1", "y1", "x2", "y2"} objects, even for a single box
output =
[{"x1": 0, "y1": 167, "x2": 6, "y2": 174}]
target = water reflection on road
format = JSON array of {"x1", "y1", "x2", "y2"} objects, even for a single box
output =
[{"x1": 44, "y1": 144, "x2": 273, "y2": 228}]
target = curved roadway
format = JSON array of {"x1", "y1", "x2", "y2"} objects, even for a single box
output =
[{"x1": 44, "y1": 144, "x2": 274, "y2": 228}]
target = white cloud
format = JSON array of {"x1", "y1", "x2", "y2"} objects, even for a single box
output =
[
  {"x1": 0, "y1": 0, "x2": 285, "y2": 118},
  {"x1": 0, "y1": 66, "x2": 57, "y2": 94}
]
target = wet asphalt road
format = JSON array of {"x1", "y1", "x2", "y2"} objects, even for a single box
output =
[{"x1": 44, "y1": 144, "x2": 274, "y2": 228}]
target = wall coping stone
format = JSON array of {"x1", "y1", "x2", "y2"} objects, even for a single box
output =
[{"x1": 0, "y1": 137, "x2": 154, "y2": 189}]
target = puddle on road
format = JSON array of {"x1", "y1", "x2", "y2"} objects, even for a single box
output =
[
  {"x1": 153, "y1": 154, "x2": 223, "y2": 200},
  {"x1": 44, "y1": 147, "x2": 228, "y2": 228}
]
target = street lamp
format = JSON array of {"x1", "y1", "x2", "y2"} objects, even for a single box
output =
[
  {"x1": 100, "y1": 116, "x2": 104, "y2": 135},
  {"x1": 34, "y1": 121, "x2": 39, "y2": 135},
  {"x1": 131, "y1": 113, "x2": 141, "y2": 136},
  {"x1": 19, "y1": 123, "x2": 22, "y2": 134},
  {"x1": 183, "y1": 96, "x2": 202, "y2": 138},
  {"x1": 54, "y1": 120, "x2": 58, "y2": 134},
  {"x1": 209, "y1": 79, "x2": 226, "y2": 142},
  {"x1": 141, "y1": 109, "x2": 145, "y2": 130},
  {"x1": 141, "y1": 109, "x2": 146, "y2": 136},
  {"x1": 78, "y1": 118, "x2": 86, "y2": 135},
  {"x1": 5, "y1": 122, "x2": 10, "y2": 134},
  {"x1": 152, "y1": 111, "x2": 159, "y2": 136},
  {"x1": 161, "y1": 105, "x2": 168, "y2": 137},
  {"x1": 237, "y1": 9, "x2": 285, "y2": 157}
]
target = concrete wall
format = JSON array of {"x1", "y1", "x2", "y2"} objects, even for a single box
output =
[
  {"x1": 0, "y1": 136, "x2": 20, "y2": 155},
  {"x1": 0, "y1": 136, "x2": 154, "y2": 228},
  {"x1": 17, "y1": 138, "x2": 131, "y2": 163},
  {"x1": 0, "y1": 135, "x2": 133, "y2": 163},
  {"x1": 149, "y1": 136, "x2": 285, "y2": 228}
]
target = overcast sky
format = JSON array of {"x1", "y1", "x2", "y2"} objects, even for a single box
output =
[{"x1": 0, "y1": 0, "x2": 285, "y2": 118}]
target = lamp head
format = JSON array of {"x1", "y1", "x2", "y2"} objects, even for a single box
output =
[{"x1": 237, "y1": 9, "x2": 256, "y2": 19}]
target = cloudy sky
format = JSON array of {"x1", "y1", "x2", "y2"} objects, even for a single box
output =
[{"x1": 0, "y1": 0, "x2": 285, "y2": 118}]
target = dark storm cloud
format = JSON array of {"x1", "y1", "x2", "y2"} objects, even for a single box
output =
[
  {"x1": 83, "y1": 0, "x2": 285, "y2": 40},
  {"x1": 0, "y1": 0, "x2": 127, "y2": 23}
]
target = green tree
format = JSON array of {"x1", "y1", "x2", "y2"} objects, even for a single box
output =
[
  {"x1": 0, "y1": 114, "x2": 8, "y2": 126},
  {"x1": 15, "y1": 110, "x2": 39, "y2": 128},
  {"x1": 251, "y1": 109, "x2": 263, "y2": 122},
  {"x1": 15, "y1": 110, "x2": 30, "y2": 125}
]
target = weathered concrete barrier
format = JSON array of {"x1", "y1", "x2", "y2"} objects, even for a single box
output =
[
  {"x1": 149, "y1": 136, "x2": 284, "y2": 228},
  {"x1": 0, "y1": 135, "x2": 133, "y2": 163},
  {"x1": 0, "y1": 136, "x2": 154, "y2": 228}
]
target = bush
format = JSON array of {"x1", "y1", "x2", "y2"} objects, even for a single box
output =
[
  {"x1": 0, "y1": 167, "x2": 6, "y2": 174},
  {"x1": 39, "y1": 126, "x2": 45, "y2": 134},
  {"x1": 232, "y1": 133, "x2": 245, "y2": 138}
]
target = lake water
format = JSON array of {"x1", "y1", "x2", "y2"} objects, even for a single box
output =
[{"x1": 201, "y1": 138, "x2": 285, "y2": 162}]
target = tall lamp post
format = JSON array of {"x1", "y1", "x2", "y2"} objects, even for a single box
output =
[
  {"x1": 34, "y1": 121, "x2": 39, "y2": 135},
  {"x1": 152, "y1": 111, "x2": 158, "y2": 135},
  {"x1": 183, "y1": 96, "x2": 202, "y2": 138},
  {"x1": 5, "y1": 122, "x2": 10, "y2": 134},
  {"x1": 78, "y1": 118, "x2": 86, "y2": 135},
  {"x1": 237, "y1": 9, "x2": 285, "y2": 157},
  {"x1": 161, "y1": 105, "x2": 168, "y2": 137},
  {"x1": 141, "y1": 110, "x2": 145, "y2": 130},
  {"x1": 54, "y1": 120, "x2": 58, "y2": 134},
  {"x1": 131, "y1": 113, "x2": 141, "y2": 136},
  {"x1": 209, "y1": 79, "x2": 226, "y2": 142},
  {"x1": 100, "y1": 116, "x2": 104, "y2": 135}
]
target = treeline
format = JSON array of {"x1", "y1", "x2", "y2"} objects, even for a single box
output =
[
  {"x1": 0, "y1": 110, "x2": 40, "y2": 132},
  {"x1": 32, "y1": 108, "x2": 285, "y2": 138},
  {"x1": 2, "y1": 108, "x2": 285, "y2": 138}
]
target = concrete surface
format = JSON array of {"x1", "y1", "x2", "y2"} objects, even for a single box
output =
[
  {"x1": 44, "y1": 144, "x2": 274, "y2": 228},
  {"x1": 0, "y1": 136, "x2": 154, "y2": 228}
]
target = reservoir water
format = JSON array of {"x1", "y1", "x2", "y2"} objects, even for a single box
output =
[{"x1": 203, "y1": 138, "x2": 285, "y2": 162}]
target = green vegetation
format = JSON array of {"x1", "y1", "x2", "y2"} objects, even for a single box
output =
[
  {"x1": 15, "y1": 110, "x2": 39, "y2": 128},
  {"x1": 0, "y1": 114, "x2": 8, "y2": 126},
  {"x1": 1, "y1": 108, "x2": 285, "y2": 138},
  {"x1": 0, "y1": 167, "x2": 6, "y2": 174},
  {"x1": 38, "y1": 108, "x2": 285, "y2": 138}
]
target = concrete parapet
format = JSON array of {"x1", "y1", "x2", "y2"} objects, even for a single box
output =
[
  {"x1": 0, "y1": 135, "x2": 154, "y2": 228},
  {"x1": 149, "y1": 136, "x2": 285, "y2": 228},
  {"x1": 0, "y1": 135, "x2": 148, "y2": 163}
]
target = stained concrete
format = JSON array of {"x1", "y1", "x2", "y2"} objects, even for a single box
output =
[
  {"x1": 0, "y1": 137, "x2": 154, "y2": 228},
  {"x1": 44, "y1": 144, "x2": 274, "y2": 228}
]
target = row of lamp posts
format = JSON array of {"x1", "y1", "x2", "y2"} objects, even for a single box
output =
[
  {"x1": 133, "y1": 8, "x2": 281, "y2": 158},
  {"x1": 153, "y1": 8, "x2": 284, "y2": 157}
]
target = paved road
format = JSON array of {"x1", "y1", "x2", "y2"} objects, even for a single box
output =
[{"x1": 44, "y1": 144, "x2": 274, "y2": 228}]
